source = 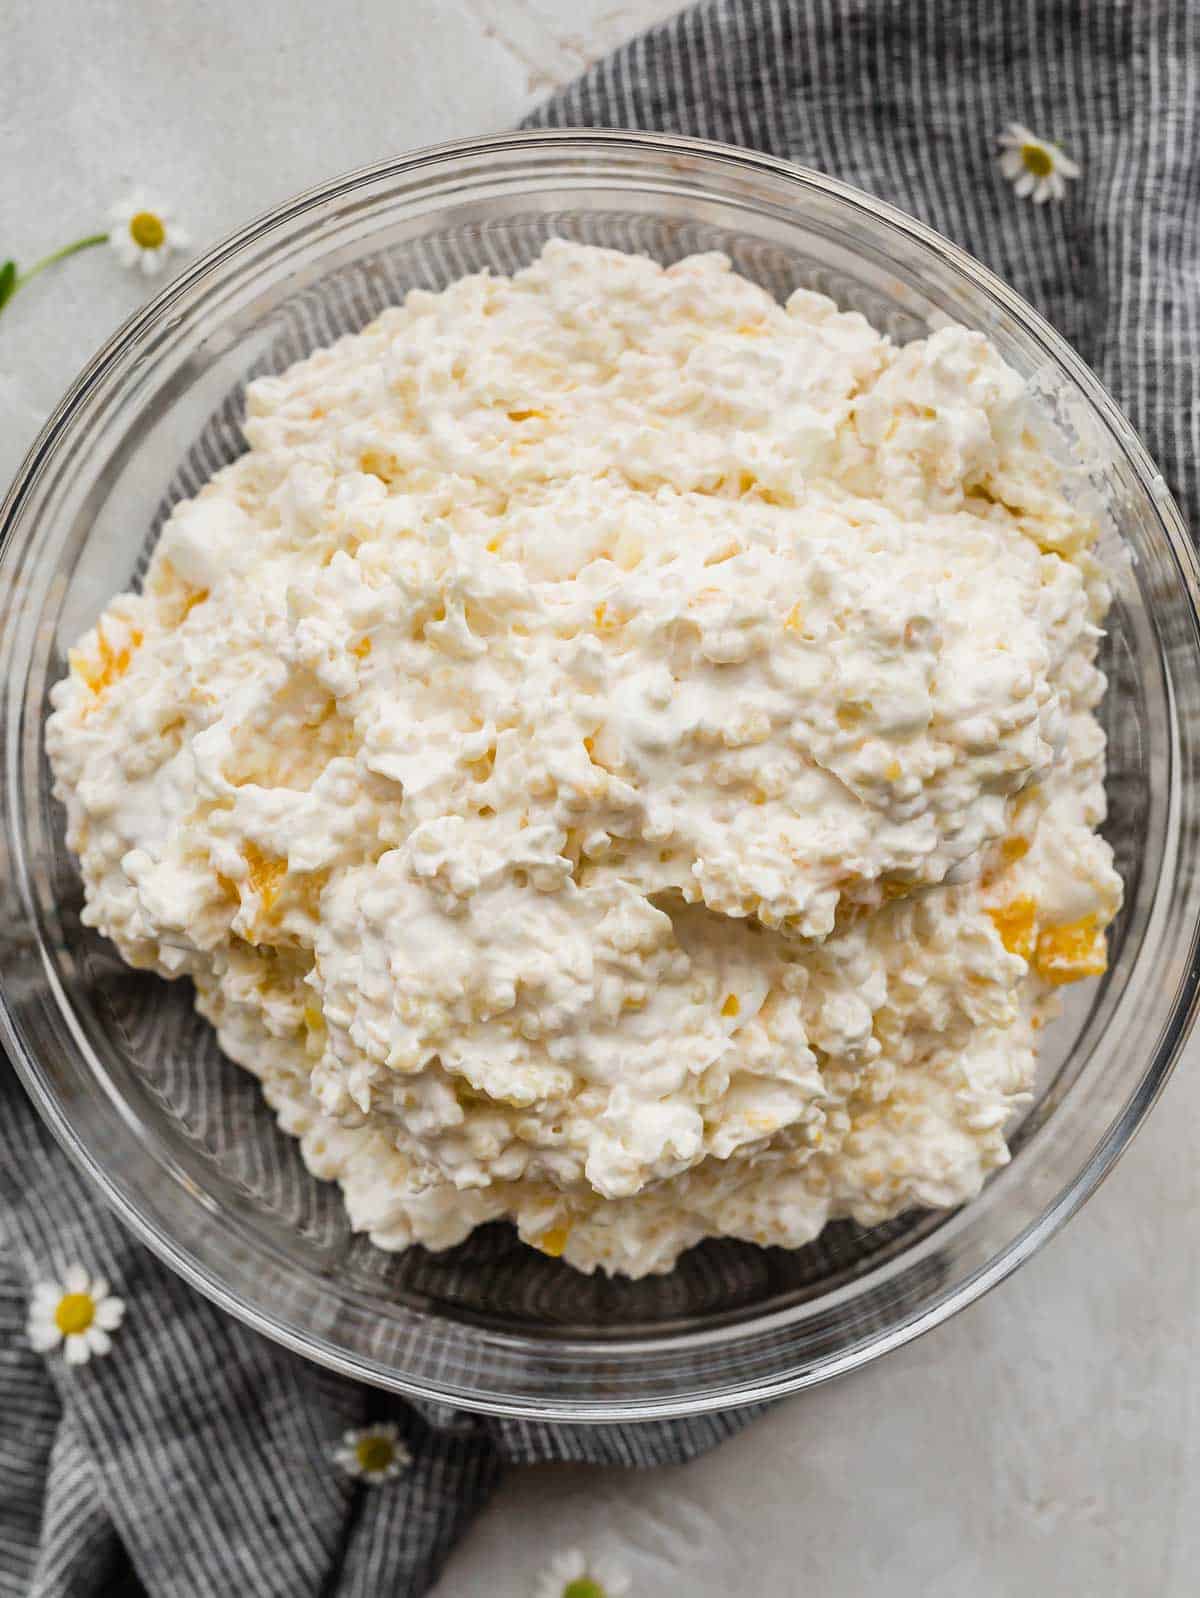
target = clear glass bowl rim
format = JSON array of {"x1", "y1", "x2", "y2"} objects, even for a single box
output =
[{"x1": 3, "y1": 128, "x2": 1199, "y2": 1420}]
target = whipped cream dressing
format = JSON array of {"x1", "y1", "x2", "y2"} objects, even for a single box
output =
[{"x1": 47, "y1": 240, "x2": 1121, "y2": 1276}]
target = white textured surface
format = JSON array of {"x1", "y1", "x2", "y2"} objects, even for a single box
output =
[{"x1": 3, "y1": 4, "x2": 1198, "y2": 1594}]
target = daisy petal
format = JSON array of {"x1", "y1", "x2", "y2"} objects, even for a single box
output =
[
  {"x1": 85, "y1": 1326, "x2": 112, "y2": 1357},
  {"x1": 1015, "y1": 172, "x2": 1036, "y2": 197},
  {"x1": 94, "y1": 1298, "x2": 125, "y2": 1330},
  {"x1": 538, "y1": 1547, "x2": 630, "y2": 1598},
  {"x1": 28, "y1": 1323, "x2": 63, "y2": 1352},
  {"x1": 64, "y1": 1265, "x2": 90, "y2": 1294},
  {"x1": 89, "y1": 1277, "x2": 109, "y2": 1303},
  {"x1": 1057, "y1": 154, "x2": 1081, "y2": 178},
  {"x1": 64, "y1": 1335, "x2": 91, "y2": 1366}
]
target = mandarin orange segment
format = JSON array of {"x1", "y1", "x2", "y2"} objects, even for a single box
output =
[
  {"x1": 535, "y1": 1225, "x2": 570, "y2": 1257},
  {"x1": 70, "y1": 625, "x2": 143, "y2": 699},
  {"x1": 987, "y1": 896, "x2": 1038, "y2": 960},
  {"x1": 243, "y1": 843, "x2": 287, "y2": 913},
  {"x1": 1033, "y1": 917, "x2": 1108, "y2": 986}
]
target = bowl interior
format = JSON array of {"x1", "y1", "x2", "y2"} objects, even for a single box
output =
[{"x1": 4, "y1": 138, "x2": 1197, "y2": 1414}]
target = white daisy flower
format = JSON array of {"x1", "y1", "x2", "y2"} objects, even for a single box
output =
[
  {"x1": 997, "y1": 123, "x2": 1081, "y2": 204},
  {"x1": 27, "y1": 1265, "x2": 125, "y2": 1365},
  {"x1": 107, "y1": 190, "x2": 190, "y2": 276},
  {"x1": 534, "y1": 1547, "x2": 631, "y2": 1598},
  {"x1": 332, "y1": 1422, "x2": 412, "y2": 1485}
]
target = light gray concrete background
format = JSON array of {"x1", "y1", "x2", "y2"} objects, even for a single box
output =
[{"x1": 3, "y1": 4, "x2": 1197, "y2": 1594}]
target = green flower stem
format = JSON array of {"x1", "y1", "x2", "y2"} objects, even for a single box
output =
[
  {"x1": 22, "y1": 231, "x2": 109, "y2": 281},
  {"x1": 0, "y1": 232, "x2": 108, "y2": 316}
]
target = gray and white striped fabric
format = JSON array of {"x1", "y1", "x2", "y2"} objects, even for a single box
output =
[{"x1": 3, "y1": 2, "x2": 1197, "y2": 1593}]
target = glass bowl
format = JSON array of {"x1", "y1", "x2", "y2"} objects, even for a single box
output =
[{"x1": 3, "y1": 131, "x2": 1199, "y2": 1422}]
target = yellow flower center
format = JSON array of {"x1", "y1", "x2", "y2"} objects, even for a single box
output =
[
  {"x1": 129, "y1": 211, "x2": 166, "y2": 250},
  {"x1": 355, "y1": 1434, "x2": 395, "y2": 1474},
  {"x1": 563, "y1": 1582, "x2": 606, "y2": 1598},
  {"x1": 54, "y1": 1292, "x2": 95, "y2": 1335},
  {"x1": 1021, "y1": 143, "x2": 1054, "y2": 178}
]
